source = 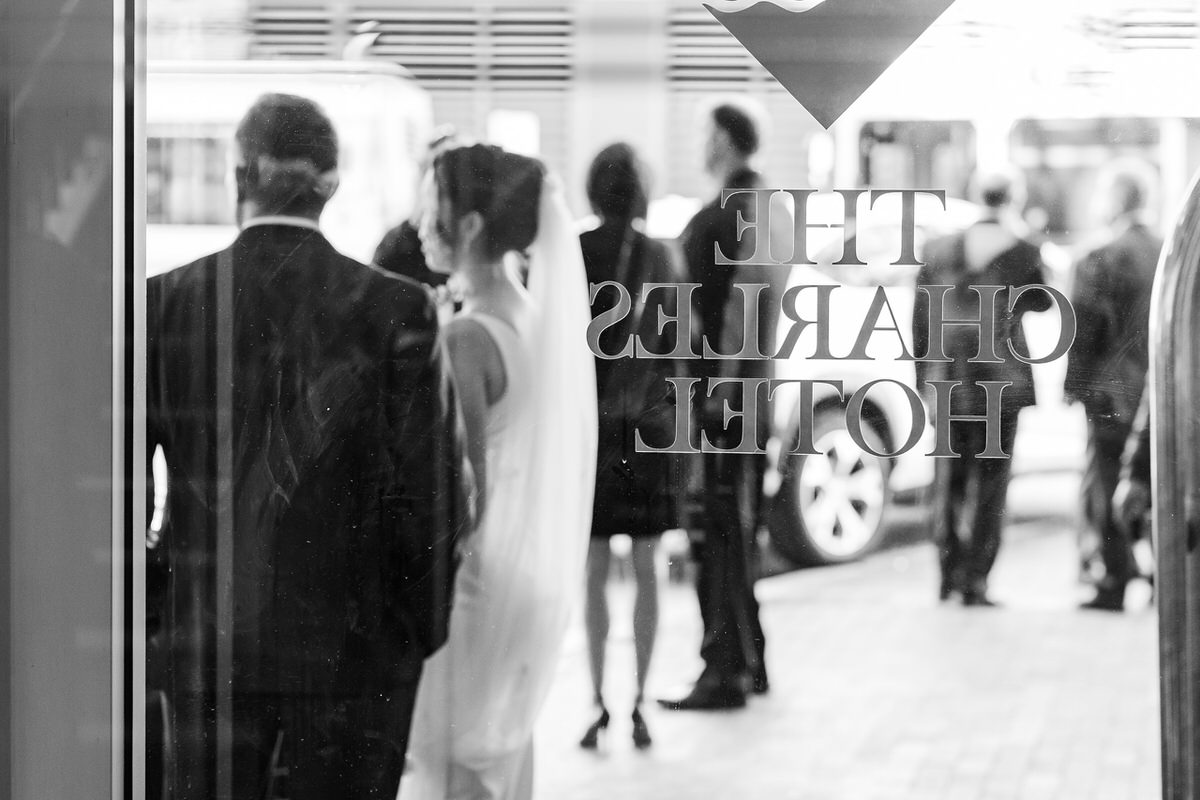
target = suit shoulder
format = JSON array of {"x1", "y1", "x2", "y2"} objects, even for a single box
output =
[
  {"x1": 579, "y1": 226, "x2": 603, "y2": 248},
  {"x1": 638, "y1": 231, "x2": 671, "y2": 258},
  {"x1": 918, "y1": 232, "x2": 961, "y2": 273},
  {"x1": 150, "y1": 251, "x2": 214, "y2": 291},
  {"x1": 1112, "y1": 227, "x2": 1164, "y2": 264},
  {"x1": 923, "y1": 232, "x2": 959, "y2": 258},
  {"x1": 340, "y1": 254, "x2": 439, "y2": 329},
  {"x1": 1015, "y1": 237, "x2": 1042, "y2": 258},
  {"x1": 148, "y1": 251, "x2": 221, "y2": 320},
  {"x1": 639, "y1": 234, "x2": 680, "y2": 279},
  {"x1": 1076, "y1": 235, "x2": 1130, "y2": 283}
]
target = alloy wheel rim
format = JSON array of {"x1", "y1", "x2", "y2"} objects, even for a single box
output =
[{"x1": 795, "y1": 428, "x2": 886, "y2": 558}]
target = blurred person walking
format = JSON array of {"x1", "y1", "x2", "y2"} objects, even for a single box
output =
[
  {"x1": 400, "y1": 144, "x2": 598, "y2": 800},
  {"x1": 658, "y1": 101, "x2": 786, "y2": 711},
  {"x1": 146, "y1": 94, "x2": 472, "y2": 800},
  {"x1": 1065, "y1": 165, "x2": 1162, "y2": 612},
  {"x1": 578, "y1": 144, "x2": 681, "y2": 749},
  {"x1": 913, "y1": 172, "x2": 1052, "y2": 608}
]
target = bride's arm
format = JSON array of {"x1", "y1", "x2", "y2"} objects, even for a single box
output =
[{"x1": 443, "y1": 317, "x2": 505, "y2": 522}]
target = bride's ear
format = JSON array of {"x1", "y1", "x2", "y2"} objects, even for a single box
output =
[{"x1": 458, "y1": 210, "x2": 486, "y2": 253}]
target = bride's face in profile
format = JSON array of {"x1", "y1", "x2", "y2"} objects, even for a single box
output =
[
  {"x1": 417, "y1": 171, "x2": 454, "y2": 275},
  {"x1": 418, "y1": 169, "x2": 489, "y2": 276}
]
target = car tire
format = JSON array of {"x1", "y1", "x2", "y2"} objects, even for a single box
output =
[{"x1": 768, "y1": 406, "x2": 892, "y2": 566}]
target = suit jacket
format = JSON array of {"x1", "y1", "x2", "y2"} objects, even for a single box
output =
[
  {"x1": 680, "y1": 168, "x2": 787, "y2": 452},
  {"x1": 1064, "y1": 221, "x2": 1162, "y2": 426},
  {"x1": 147, "y1": 224, "x2": 470, "y2": 750},
  {"x1": 913, "y1": 225, "x2": 1051, "y2": 415}
]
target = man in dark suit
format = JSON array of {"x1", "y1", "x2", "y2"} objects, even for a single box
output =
[
  {"x1": 658, "y1": 102, "x2": 784, "y2": 711},
  {"x1": 913, "y1": 173, "x2": 1052, "y2": 607},
  {"x1": 147, "y1": 94, "x2": 472, "y2": 800},
  {"x1": 1065, "y1": 167, "x2": 1162, "y2": 611}
]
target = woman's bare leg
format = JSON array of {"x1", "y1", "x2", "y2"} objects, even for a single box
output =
[
  {"x1": 583, "y1": 538, "x2": 612, "y2": 705},
  {"x1": 630, "y1": 535, "x2": 660, "y2": 703}
]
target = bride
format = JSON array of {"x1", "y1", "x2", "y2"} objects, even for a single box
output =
[{"x1": 399, "y1": 143, "x2": 598, "y2": 799}]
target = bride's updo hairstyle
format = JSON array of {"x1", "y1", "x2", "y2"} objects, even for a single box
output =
[{"x1": 431, "y1": 144, "x2": 547, "y2": 261}]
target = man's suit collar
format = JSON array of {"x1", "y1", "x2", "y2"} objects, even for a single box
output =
[{"x1": 240, "y1": 215, "x2": 322, "y2": 233}]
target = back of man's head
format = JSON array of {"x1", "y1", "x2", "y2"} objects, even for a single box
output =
[
  {"x1": 235, "y1": 93, "x2": 339, "y2": 218},
  {"x1": 711, "y1": 103, "x2": 760, "y2": 158},
  {"x1": 1109, "y1": 171, "x2": 1149, "y2": 218},
  {"x1": 975, "y1": 171, "x2": 1016, "y2": 209}
]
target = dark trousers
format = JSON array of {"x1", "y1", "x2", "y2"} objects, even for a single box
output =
[
  {"x1": 240, "y1": 685, "x2": 419, "y2": 800},
  {"x1": 695, "y1": 450, "x2": 767, "y2": 687},
  {"x1": 1082, "y1": 413, "x2": 1137, "y2": 588},
  {"x1": 166, "y1": 679, "x2": 420, "y2": 800},
  {"x1": 933, "y1": 413, "x2": 1020, "y2": 595}
]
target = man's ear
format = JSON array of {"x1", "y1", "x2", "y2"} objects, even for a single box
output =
[{"x1": 234, "y1": 165, "x2": 249, "y2": 204}]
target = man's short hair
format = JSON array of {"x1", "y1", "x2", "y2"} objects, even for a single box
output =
[
  {"x1": 711, "y1": 103, "x2": 760, "y2": 157},
  {"x1": 976, "y1": 171, "x2": 1016, "y2": 209},
  {"x1": 586, "y1": 142, "x2": 648, "y2": 222},
  {"x1": 236, "y1": 93, "x2": 338, "y2": 173},
  {"x1": 1108, "y1": 168, "x2": 1153, "y2": 216},
  {"x1": 235, "y1": 94, "x2": 339, "y2": 216}
]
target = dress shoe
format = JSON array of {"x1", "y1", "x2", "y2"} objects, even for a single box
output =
[
  {"x1": 940, "y1": 570, "x2": 967, "y2": 601},
  {"x1": 962, "y1": 591, "x2": 1000, "y2": 608},
  {"x1": 657, "y1": 683, "x2": 746, "y2": 711},
  {"x1": 631, "y1": 706, "x2": 652, "y2": 749},
  {"x1": 1080, "y1": 587, "x2": 1125, "y2": 612}
]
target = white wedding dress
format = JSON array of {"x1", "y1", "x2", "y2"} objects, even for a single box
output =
[{"x1": 399, "y1": 178, "x2": 597, "y2": 800}]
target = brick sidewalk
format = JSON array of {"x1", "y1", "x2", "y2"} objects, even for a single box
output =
[{"x1": 534, "y1": 482, "x2": 1160, "y2": 799}]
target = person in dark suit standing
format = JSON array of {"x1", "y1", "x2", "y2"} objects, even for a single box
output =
[
  {"x1": 913, "y1": 172, "x2": 1052, "y2": 607},
  {"x1": 658, "y1": 102, "x2": 785, "y2": 711},
  {"x1": 146, "y1": 94, "x2": 472, "y2": 800},
  {"x1": 1065, "y1": 166, "x2": 1162, "y2": 611}
]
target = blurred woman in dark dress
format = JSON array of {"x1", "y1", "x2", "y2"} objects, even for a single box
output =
[{"x1": 578, "y1": 143, "x2": 682, "y2": 750}]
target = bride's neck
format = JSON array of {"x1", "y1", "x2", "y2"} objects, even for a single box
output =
[{"x1": 457, "y1": 257, "x2": 514, "y2": 306}]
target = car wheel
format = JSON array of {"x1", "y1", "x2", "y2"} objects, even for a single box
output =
[{"x1": 768, "y1": 406, "x2": 891, "y2": 566}]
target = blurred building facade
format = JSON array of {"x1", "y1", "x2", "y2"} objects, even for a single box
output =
[{"x1": 148, "y1": 0, "x2": 1200, "y2": 235}]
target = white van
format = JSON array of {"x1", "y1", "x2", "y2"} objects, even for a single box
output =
[{"x1": 146, "y1": 60, "x2": 433, "y2": 276}]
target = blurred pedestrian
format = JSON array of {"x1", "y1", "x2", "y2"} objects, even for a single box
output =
[
  {"x1": 372, "y1": 127, "x2": 458, "y2": 294},
  {"x1": 146, "y1": 93, "x2": 471, "y2": 800},
  {"x1": 658, "y1": 100, "x2": 786, "y2": 711},
  {"x1": 913, "y1": 171, "x2": 1052, "y2": 607},
  {"x1": 1065, "y1": 165, "x2": 1162, "y2": 612},
  {"x1": 578, "y1": 143, "x2": 681, "y2": 749}
]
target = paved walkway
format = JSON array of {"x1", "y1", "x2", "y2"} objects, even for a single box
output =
[{"x1": 533, "y1": 473, "x2": 1161, "y2": 799}]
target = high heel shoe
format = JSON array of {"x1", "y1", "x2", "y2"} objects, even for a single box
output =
[
  {"x1": 579, "y1": 705, "x2": 609, "y2": 749},
  {"x1": 631, "y1": 706, "x2": 652, "y2": 749}
]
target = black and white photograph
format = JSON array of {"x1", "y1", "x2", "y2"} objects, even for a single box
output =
[{"x1": 5, "y1": 0, "x2": 1200, "y2": 797}]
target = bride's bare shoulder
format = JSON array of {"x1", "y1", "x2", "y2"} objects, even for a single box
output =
[{"x1": 445, "y1": 315, "x2": 508, "y2": 405}]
